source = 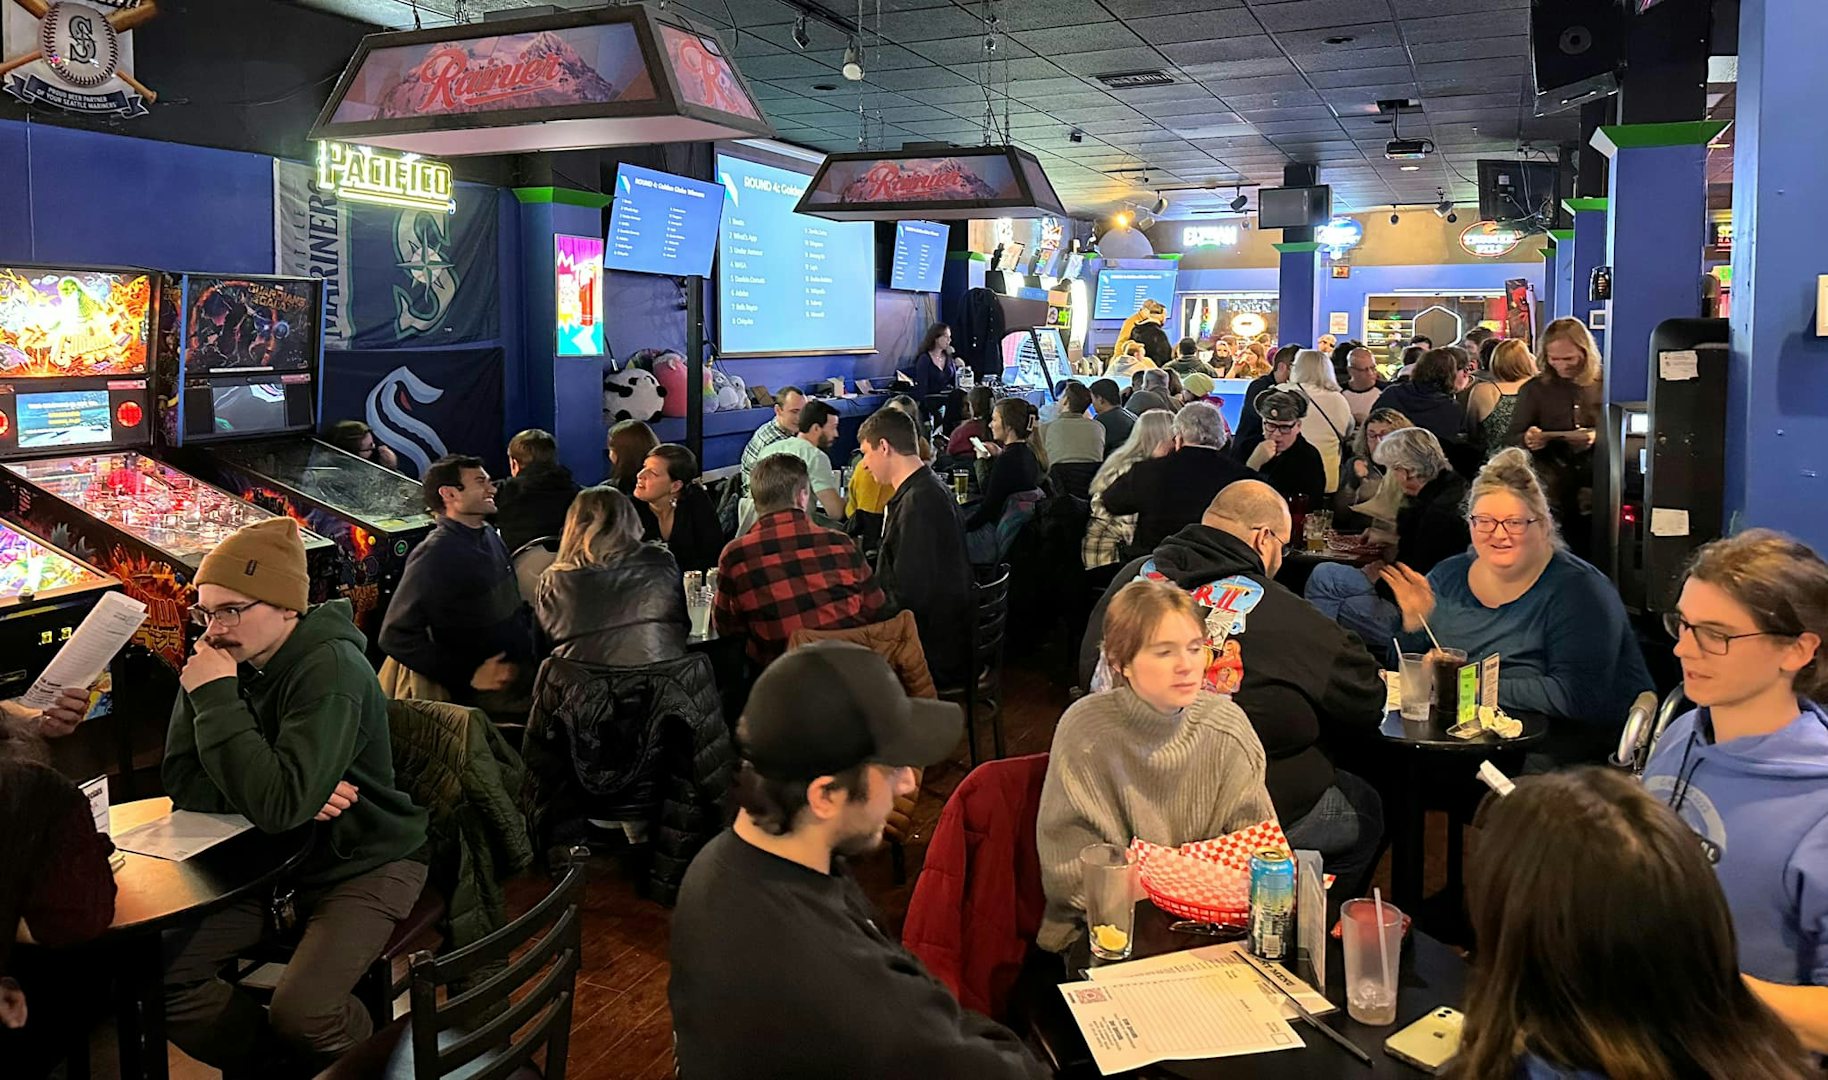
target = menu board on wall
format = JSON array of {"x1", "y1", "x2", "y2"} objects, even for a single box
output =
[
  {"x1": 556, "y1": 235, "x2": 605, "y2": 357},
  {"x1": 715, "y1": 153, "x2": 876, "y2": 356}
]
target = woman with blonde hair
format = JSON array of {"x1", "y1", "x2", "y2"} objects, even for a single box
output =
[
  {"x1": 1467, "y1": 338, "x2": 1537, "y2": 458},
  {"x1": 1381, "y1": 448, "x2": 1652, "y2": 765},
  {"x1": 1286, "y1": 349, "x2": 1354, "y2": 494},
  {"x1": 536, "y1": 485, "x2": 687, "y2": 667},
  {"x1": 1453, "y1": 767, "x2": 1813, "y2": 1080},
  {"x1": 1082, "y1": 410, "x2": 1175, "y2": 570},
  {"x1": 1036, "y1": 578, "x2": 1273, "y2": 952},
  {"x1": 1507, "y1": 318, "x2": 1603, "y2": 553}
]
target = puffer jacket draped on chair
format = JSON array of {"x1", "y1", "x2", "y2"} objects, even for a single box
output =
[
  {"x1": 385, "y1": 699, "x2": 534, "y2": 952},
  {"x1": 520, "y1": 653, "x2": 736, "y2": 905}
]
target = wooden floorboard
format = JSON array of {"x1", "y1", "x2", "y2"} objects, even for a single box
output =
[{"x1": 147, "y1": 654, "x2": 1449, "y2": 1080}]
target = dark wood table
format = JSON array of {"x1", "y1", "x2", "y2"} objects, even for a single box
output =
[
  {"x1": 1038, "y1": 902, "x2": 1467, "y2": 1078},
  {"x1": 99, "y1": 797, "x2": 311, "y2": 1080},
  {"x1": 1274, "y1": 546, "x2": 1378, "y2": 595},
  {"x1": 1376, "y1": 708, "x2": 1548, "y2": 922}
]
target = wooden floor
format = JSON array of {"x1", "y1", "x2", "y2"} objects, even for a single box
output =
[{"x1": 156, "y1": 653, "x2": 1456, "y2": 1080}]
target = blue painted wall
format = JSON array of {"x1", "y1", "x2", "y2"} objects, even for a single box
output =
[
  {"x1": 0, "y1": 119, "x2": 273, "y2": 271},
  {"x1": 1724, "y1": 0, "x2": 1828, "y2": 546}
]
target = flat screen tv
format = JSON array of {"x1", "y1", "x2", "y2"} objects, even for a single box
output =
[
  {"x1": 605, "y1": 163, "x2": 725, "y2": 278},
  {"x1": 1257, "y1": 185, "x2": 1333, "y2": 229},
  {"x1": 888, "y1": 220, "x2": 948, "y2": 292}
]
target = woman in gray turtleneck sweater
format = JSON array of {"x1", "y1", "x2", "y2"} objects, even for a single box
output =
[{"x1": 1036, "y1": 578, "x2": 1274, "y2": 952}]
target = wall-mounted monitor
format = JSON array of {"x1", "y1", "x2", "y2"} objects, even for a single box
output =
[
  {"x1": 1093, "y1": 268, "x2": 1178, "y2": 319},
  {"x1": 715, "y1": 152, "x2": 876, "y2": 356},
  {"x1": 1257, "y1": 185, "x2": 1333, "y2": 229},
  {"x1": 605, "y1": 163, "x2": 724, "y2": 278},
  {"x1": 888, "y1": 221, "x2": 948, "y2": 292}
]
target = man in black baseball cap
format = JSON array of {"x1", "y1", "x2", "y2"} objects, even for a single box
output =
[{"x1": 668, "y1": 643, "x2": 1049, "y2": 1079}]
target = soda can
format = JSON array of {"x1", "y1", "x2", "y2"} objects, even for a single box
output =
[{"x1": 1249, "y1": 846, "x2": 1295, "y2": 961}]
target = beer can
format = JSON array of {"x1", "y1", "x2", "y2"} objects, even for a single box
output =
[{"x1": 1249, "y1": 846, "x2": 1295, "y2": 960}]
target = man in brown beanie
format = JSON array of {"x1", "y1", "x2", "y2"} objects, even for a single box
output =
[{"x1": 160, "y1": 517, "x2": 429, "y2": 1074}]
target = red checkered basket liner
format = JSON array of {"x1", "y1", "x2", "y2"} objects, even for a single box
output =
[{"x1": 1127, "y1": 820, "x2": 1291, "y2": 924}]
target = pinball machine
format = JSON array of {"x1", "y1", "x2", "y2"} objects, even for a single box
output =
[
  {"x1": 153, "y1": 273, "x2": 432, "y2": 641},
  {"x1": 0, "y1": 264, "x2": 343, "y2": 680}
]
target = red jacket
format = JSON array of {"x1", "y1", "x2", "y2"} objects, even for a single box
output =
[{"x1": 901, "y1": 753, "x2": 1049, "y2": 1021}]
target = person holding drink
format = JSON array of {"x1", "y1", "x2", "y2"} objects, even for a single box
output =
[
  {"x1": 1380, "y1": 449, "x2": 1651, "y2": 765},
  {"x1": 1036, "y1": 579, "x2": 1275, "y2": 953}
]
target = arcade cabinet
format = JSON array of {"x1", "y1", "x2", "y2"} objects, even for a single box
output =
[
  {"x1": 0, "y1": 264, "x2": 342, "y2": 679},
  {"x1": 154, "y1": 274, "x2": 432, "y2": 641}
]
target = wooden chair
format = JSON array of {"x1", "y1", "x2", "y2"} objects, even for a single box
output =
[{"x1": 314, "y1": 851, "x2": 588, "y2": 1080}]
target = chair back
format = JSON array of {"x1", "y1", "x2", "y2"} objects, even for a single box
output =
[
  {"x1": 1614, "y1": 687, "x2": 1688, "y2": 775},
  {"x1": 511, "y1": 536, "x2": 560, "y2": 604},
  {"x1": 1048, "y1": 461, "x2": 1099, "y2": 501},
  {"x1": 972, "y1": 564, "x2": 1012, "y2": 676},
  {"x1": 403, "y1": 853, "x2": 587, "y2": 1080}
]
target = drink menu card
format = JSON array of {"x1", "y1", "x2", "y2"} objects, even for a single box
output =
[{"x1": 113, "y1": 810, "x2": 253, "y2": 862}]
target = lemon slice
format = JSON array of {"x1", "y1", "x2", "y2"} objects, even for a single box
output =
[{"x1": 1091, "y1": 924, "x2": 1130, "y2": 953}]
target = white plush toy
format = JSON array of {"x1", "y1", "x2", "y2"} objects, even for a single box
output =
[
  {"x1": 604, "y1": 367, "x2": 666, "y2": 422},
  {"x1": 709, "y1": 366, "x2": 747, "y2": 411}
]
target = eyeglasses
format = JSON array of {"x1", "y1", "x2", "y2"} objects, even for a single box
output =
[
  {"x1": 1663, "y1": 612, "x2": 1795, "y2": 656},
  {"x1": 188, "y1": 602, "x2": 264, "y2": 629},
  {"x1": 1468, "y1": 514, "x2": 1540, "y2": 536},
  {"x1": 1256, "y1": 526, "x2": 1294, "y2": 557},
  {"x1": 1263, "y1": 421, "x2": 1299, "y2": 436}
]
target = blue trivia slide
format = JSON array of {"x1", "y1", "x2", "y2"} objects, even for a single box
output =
[{"x1": 716, "y1": 154, "x2": 876, "y2": 356}]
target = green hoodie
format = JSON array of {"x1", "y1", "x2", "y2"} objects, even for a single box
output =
[{"x1": 163, "y1": 599, "x2": 428, "y2": 887}]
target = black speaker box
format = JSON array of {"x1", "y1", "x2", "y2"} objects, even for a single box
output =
[{"x1": 1531, "y1": 0, "x2": 1625, "y2": 113}]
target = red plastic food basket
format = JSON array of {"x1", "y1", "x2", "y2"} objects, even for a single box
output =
[{"x1": 1128, "y1": 820, "x2": 1293, "y2": 924}]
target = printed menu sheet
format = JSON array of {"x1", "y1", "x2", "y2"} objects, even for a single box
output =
[
  {"x1": 1059, "y1": 963, "x2": 1301, "y2": 1074},
  {"x1": 112, "y1": 810, "x2": 253, "y2": 861},
  {"x1": 1090, "y1": 941, "x2": 1335, "y2": 1018}
]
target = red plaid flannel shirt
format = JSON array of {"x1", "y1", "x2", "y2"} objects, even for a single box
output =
[{"x1": 714, "y1": 509, "x2": 887, "y2": 665}]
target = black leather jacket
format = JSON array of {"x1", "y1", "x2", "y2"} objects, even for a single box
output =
[{"x1": 534, "y1": 544, "x2": 689, "y2": 668}]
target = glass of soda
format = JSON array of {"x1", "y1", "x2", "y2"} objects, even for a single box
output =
[{"x1": 1428, "y1": 647, "x2": 1469, "y2": 720}]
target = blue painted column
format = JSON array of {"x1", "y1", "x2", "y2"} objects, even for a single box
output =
[
  {"x1": 1274, "y1": 241, "x2": 1319, "y2": 347},
  {"x1": 514, "y1": 187, "x2": 611, "y2": 486},
  {"x1": 1548, "y1": 228, "x2": 1575, "y2": 332},
  {"x1": 1538, "y1": 243, "x2": 1559, "y2": 326},
  {"x1": 1725, "y1": 0, "x2": 1828, "y2": 543},
  {"x1": 1564, "y1": 198, "x2": 1609, "y2": 356},
  {"x1": 1593, "y1": 122, "x2": 1723, "y2": 405}
]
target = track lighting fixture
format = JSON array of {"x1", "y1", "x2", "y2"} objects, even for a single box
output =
[
  {"x1": 1229, "y1": 190, "x2": 1249, "y2": 213},
  {"x1": 792, "y1": 13, "x2": 810, "y2": 49},
  {"x1": 842, "y1": 39, "x2": 864, "y2": 81}
]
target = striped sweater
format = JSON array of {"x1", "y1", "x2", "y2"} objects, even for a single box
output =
[{"x1": 1036, "y1": 687, "x2": 1275, "y2": 952}]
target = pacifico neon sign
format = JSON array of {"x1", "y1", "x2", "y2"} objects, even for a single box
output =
[{"x1": 314, "y1": 141, "x2": 455, "y2": 214}]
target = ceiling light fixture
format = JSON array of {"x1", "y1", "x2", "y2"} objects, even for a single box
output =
[
  {"x1": 1389, "y1": 212, "x2": 1400, "y2": 225},
  {"x1": 1323, "y1": 35, "x2": 1355, "y2": 45},
  {"x1": 1152, "y1": 195, "x2": 1169, "y2": 215},
  {"x1": 842, "y1": 39, "x2": 864, "y2": 81},
  {"x1": 792, "y1": 13, "x2": 810, "y2": 49},
  {"x1": 1229, "y1": 191, "x2": 1248, "y2": 212},
  {"x1": 1433, "y1": 189, "x2": 1454, "y2": 220},
  {"x1": 1400, "y1": 164, "x2": 1420, "y2": 171}
]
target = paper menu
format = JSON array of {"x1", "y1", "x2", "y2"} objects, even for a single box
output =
[
  {"x1": 1061, "y1": 965, "x2": 1301, "y2": 1074},
  {"x1": 112, "y1": 810, "x2": 252, "y2": 861},
  {"x1": 18, "y1": 591, "x2": 148, "y2": 711},
  {"x1": 1089, "y1": 941, "x2": 1335, "y2": 1019}
]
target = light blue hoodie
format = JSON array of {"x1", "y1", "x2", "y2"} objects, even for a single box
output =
[{"x1": 1641, "y1": 699, "x2": 1828, "y2": 986}]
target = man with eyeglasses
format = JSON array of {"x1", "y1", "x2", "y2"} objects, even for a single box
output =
[
  {"x1": 1245, "y1": 389, "x2": 1327, "y2": 507},
  {"x1": 1080, "y1": 480, "x2": 1388, "y2": 896},
  {"x1": 160, "y1": 517, "x2": 429, "y2": 1073}
]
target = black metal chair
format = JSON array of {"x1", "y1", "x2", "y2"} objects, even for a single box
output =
[
  {"x1": 316, "y1": 850, "x2": 588, "y2": 1080},
  {"x1": 938, "y1": 564, "x2": 1012, "y2": 765}
]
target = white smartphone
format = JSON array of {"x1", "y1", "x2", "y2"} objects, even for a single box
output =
[
  {"x1": 1384, "y1": 1007, "x2": 1464, "y2": 1074},
  {"x1": 970, "y1": 436, "x2": 990, "y2": 457}
]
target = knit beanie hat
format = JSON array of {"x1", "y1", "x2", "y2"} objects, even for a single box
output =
[{"x1": 196, "y1": 518, "x2": 310, "y2": 613}]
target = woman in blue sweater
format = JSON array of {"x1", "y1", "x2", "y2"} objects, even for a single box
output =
[
  {"x1": 1641, "y1": 530, "x2": 1828, "y2": 1054},
  {"x1": 1380, "y1": 447, "x2": 1652, "y2": 765}
]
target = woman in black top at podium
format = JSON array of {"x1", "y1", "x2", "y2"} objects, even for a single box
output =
[{"x1": 903, "y1": 322, "x2": 963, "y2": 432}]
